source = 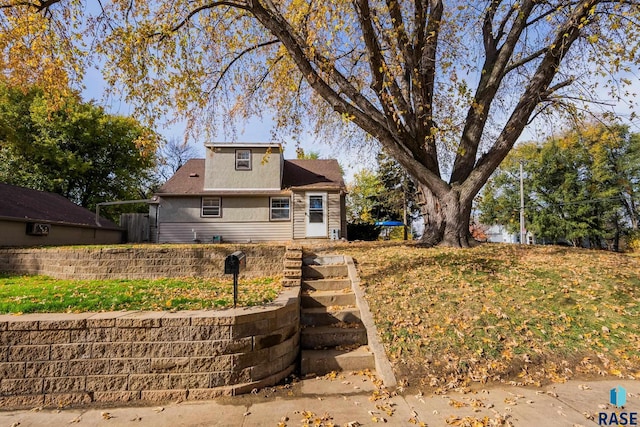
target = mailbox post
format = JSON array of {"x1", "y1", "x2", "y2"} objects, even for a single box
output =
[{"x1": 224, "y1": 251, "x2": 246, "y2": 308}]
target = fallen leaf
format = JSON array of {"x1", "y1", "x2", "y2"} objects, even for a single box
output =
[{"x1": 101, "y1": 412, "x2": 113, "y2": 420}]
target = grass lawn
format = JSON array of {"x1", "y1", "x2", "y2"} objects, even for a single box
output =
[
  {"x1": 0, "y1": 275, "x2": 282, "y2": 313},
  {"x1": 338, "y1": 242, "x2": 640, "y2": 392}
]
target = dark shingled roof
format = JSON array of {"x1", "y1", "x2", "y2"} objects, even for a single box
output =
[
  {"x1": 282, "y1": 159, "x2": 345, "y2": 190},
  {"x1": 157, "y1": 159, "x2": 206, "y2": 194},
  {"x1": 157, "y1": 158, "x2": 345, "y2": 194},
  {"x1": 0, "y1": 183, "x2": 118, "y2": 228}
]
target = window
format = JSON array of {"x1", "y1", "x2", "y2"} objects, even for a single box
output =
[
  {"x1": 202, "y1": 197, "x2": 221, "y2": 217},
  {"x1": 235, "y1": 149, "x2": 251, "y2": 170},
  {"x1": 308, "y1": 195, "x2": 324, "y2": 223},
  {"x1": 270, "y1": 197, "x2": 291, "y2": 221}
]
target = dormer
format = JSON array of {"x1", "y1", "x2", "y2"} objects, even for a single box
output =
[{"x1": 203, "y1": 143, "x2": 284, "y2": 191}]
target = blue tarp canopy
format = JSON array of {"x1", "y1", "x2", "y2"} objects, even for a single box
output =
[{"x1": 374, "y1": 221, "x2": 405, "y2": 226}]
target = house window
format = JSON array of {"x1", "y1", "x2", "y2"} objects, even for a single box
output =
[
  {"x1": 235, "y1": 149, "x2": 251, "y2": 170},
  {"x1": 202, "y1": 197, "x2": 221, "y2": 217},
  {"x1": 270, "y1": 197, "x2": 291, "y2": 221}
]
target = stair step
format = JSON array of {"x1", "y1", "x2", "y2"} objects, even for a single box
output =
[
  {"x1": 302, "y1": 278, "x2": 352, "y2": 292},
  {"x1": 301, "y1": 307, "x2": 362, "y2": 326},
  {"x1": 302, "y1": 265, "x2": 349, "y2": 279},
  {"x1": 301, "y1": 324, "x2": 368, "y2": 349},
  {"x1": 301, "y1": 291, "x2": 356, "y2": 308},
  {"x1": 300, "y1": 346, "x2": 375, "y2": 375}
]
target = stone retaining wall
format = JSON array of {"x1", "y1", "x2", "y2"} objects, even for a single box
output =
[
  {"x1": 0, "y1": 287, "x2": 300, "y2": 408},
  {"x1": 0, "y1": 245, "x2": 286, "y2": 280}
]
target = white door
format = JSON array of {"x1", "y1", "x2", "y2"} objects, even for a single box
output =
[{"x1": 306, "y1": 193, "x2": 328, "y2": 238}]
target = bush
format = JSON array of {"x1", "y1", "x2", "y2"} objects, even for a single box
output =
[
  {"x1": 347, "y1": 222, "x2": 381, "y2": 241},
  {"x1": 627, "y1": 229, "x2": 640, "y2": 253}
]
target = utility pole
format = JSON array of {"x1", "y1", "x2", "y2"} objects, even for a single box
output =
[{"x1": 520, "y1": 160, "x2": 525, "y2": 245}]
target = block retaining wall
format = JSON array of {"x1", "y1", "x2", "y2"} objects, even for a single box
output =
[
  {"x1": 0, "y1": 245, "x2": 286, "y2": 280},
  {"x1": 0, "y1": 244, "x2": 304, "y2": 408},
  {"x1": 0, "y1": 287, "x2": 300, "y2": 408}
]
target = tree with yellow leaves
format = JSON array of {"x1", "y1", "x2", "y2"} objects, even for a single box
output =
[{"x1": 1, "y1": 0, "x2": 638, "y2": 246}]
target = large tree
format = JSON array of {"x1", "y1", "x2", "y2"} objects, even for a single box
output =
[
  {"x1": 1, "y1": 0, "x2": 638, "y2": 246},
  {"x1": 0, "y1": 85, "x2": 159, "y2": 214}
]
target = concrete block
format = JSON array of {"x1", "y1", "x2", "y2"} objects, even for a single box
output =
[
  {"x1": 86, "y1": 375, "x2": 128, "y2": 392},
  {"x1": 38, "y1": 318, "x2": 87, "y2": 330},
  {"x1": 212, "y1": 337, "x2": 253, "y2": 355},
  {"x1": 50, "y1": 343, "x2": 90, "y2": 360},
  {"x1": 116, "y1": 313, "x2": 164, "y2": 328},
  {"x1": 282, "y1": 278, "x2": 301, "y2": 287},
  {"x1": 210, "y1": 371, "x2": 234, "y2": 388},
  {"x1": 140, "y1": 389, "x2": 187, "y2": 402},
  {"x1": 0, "y1": 393, "x2": 45, "y2": 409},
  {"x1": 25, "y1": 361, "x2": 68, "y2": 378},
  {"x1": 110, "y1": 358, "x2": 151, "y2": 374},
  {"x1": 186, "y1": 388, "x2": 232, "y2": 400},
  {"x1": 9, "y1": 345, "x2": 50, "y2": 362},
  {"x1": 150, "y1": 358, "x2": 190, "y2": 373},
  {"x1": 92, "y1": 342, "x2": 132, "y2": 358},
  {"x1": 93, "y1": 390, "x2": 141, "y2": 403},
  {"x1": 171, "y1": 341, "x2": 213, "y2": 358},
  {"x1": 69, "y1": 328, "x2": 112, "y2": 343},
  {"x1": 188, "y1": 325, "x2": 231, "y2": 341},
  {"x1": 128, "y1": 373, "x2": 169, "y2": 391},
  {"x1": 6, "y1": 320, "x2": 38, "y2": 331},
  {"x1": 0, "y1": 345, "x2": 6, "y2": 362},
  {"x1": 168, "y1": 373, "x2": 210, "y2": 389},
  {"x1": 29, "y1": 329, "x2": 70, "y2": 345},
  {"x1": 188, "y1": 356, "x2": 233, "y2": 373},
  {"x1": 43, "y1": 376, "x2": 85, "y2": 393},
  {"x1": 233, "y1": 348, "x2": 270, "y2": 370},
  {"x1": 0, "y1": 378, "x2": 44, "y2": 394},
  {"x1": 0, "y1": 362, "x2": 25, "y2": 379},
  {"x1": 283, "y1": 259, "x2": 302, "y2": 269},
  {"x1": 68, "y1": 359, "x2": 110, "y2": 376},
  {"x1": 43, "y1": 392, "x2": 92, "y2": 407},
  {"x1": 231, "y1": 318, "x2": 275, "y2": 339},
  {"x1": 0, "y1": 331, "x2": 29, "y2": 346},
  {"x1": 131, "y1": 342, "x2": 174, "y2": 358}
]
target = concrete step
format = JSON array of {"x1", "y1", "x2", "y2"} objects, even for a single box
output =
[
  {"x1": 302, "y1": 264, "x2": 349, "y2": 279},
  {"x1": 301, "y1": 290, "x2": 356, "y2": 308},
  {"x1": 301, "y1": 307, "x2": 362, "y2": 326},
  {"x1": 300, "y1": 346, "x2": 375, "y2": 375},
  {"x1": 301, "y1": 324, "x2": 368, "y2": 349},
  {"x1": 302, "y1": 278, "x2": 352, "y2": 292}
]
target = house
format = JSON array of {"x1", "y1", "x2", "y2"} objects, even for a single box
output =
[
  {"x1": 0, "y1": 183, "x2": 123, "y2": 247},
  {"x1": 150, "y1": 143, "x2": 347, "y2": 243}
]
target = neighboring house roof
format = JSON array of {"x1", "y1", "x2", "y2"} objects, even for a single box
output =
[
  {"x1": 0, "y1": 183, "x2": 119, "y2": 228},
  {"x1": 157, "y1": 158, "x2": 345, "y2": 195}
]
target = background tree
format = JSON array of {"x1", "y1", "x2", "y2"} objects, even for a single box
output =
[
  {"x1": 154, "y1": 137, "x2": 197, "y2": 183},
  {"x1": 1, "y1": 0, "x2": 638, "y2": 246},
  {"x1": 478, "y1": 123, "x2": 640, "y2": 250},
  {"x1": 0, "y1": 85, "x2": 159, "y2": 218}
]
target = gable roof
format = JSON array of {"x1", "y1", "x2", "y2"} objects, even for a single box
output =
[
  {"x1": 282, "y1": 159, "x2": 345, "y2": 190},
  {"x1": 157, "y1": 158, "x2": 345, "y2": 195},
  {"x1": 0, "y1": 183, "x2": 119, "y2": 228}
]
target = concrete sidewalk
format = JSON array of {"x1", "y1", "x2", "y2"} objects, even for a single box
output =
[{"x1": 1, "y1": 374, "x2": 637, "y2": 426}]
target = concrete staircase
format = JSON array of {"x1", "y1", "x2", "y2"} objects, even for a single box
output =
[{"x1": 299, "y1": 255, "x2": 375, "y2": 375}]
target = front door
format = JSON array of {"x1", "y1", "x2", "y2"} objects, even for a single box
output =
[{"x1": 306, "y1": 193, "x2": 328, "y2": 238}]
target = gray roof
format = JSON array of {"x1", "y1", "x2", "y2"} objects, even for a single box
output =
[
  {"x1": 0, "y1": 183, "x2": 118, "y2": 228},
  {"x1": 157, "y1": 158, "x2": 345, "y2": 195}
]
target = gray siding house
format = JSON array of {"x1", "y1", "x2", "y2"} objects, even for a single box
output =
[{"x1": 151, "y1": 143, "x2": 347, "y2": 243}]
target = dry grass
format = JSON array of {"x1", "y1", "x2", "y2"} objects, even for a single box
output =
[{"x1": 327, "y1": 242, "x2": 640, "y2": 392}]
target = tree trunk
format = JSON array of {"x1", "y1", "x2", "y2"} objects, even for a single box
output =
[{"x1": 418, "y1": 185, "x2": 473, "y2": 247}]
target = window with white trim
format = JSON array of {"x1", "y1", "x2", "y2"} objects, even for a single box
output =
[
  {"x1": 202, "y1": 197, "x2": 221, "y2": 217},
  {"x1": 235, "y1": 149, "x2": 251, "y2": 170},
  {"x1": 270, "y1": 197, "x2": 291, "y2": 221}
]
